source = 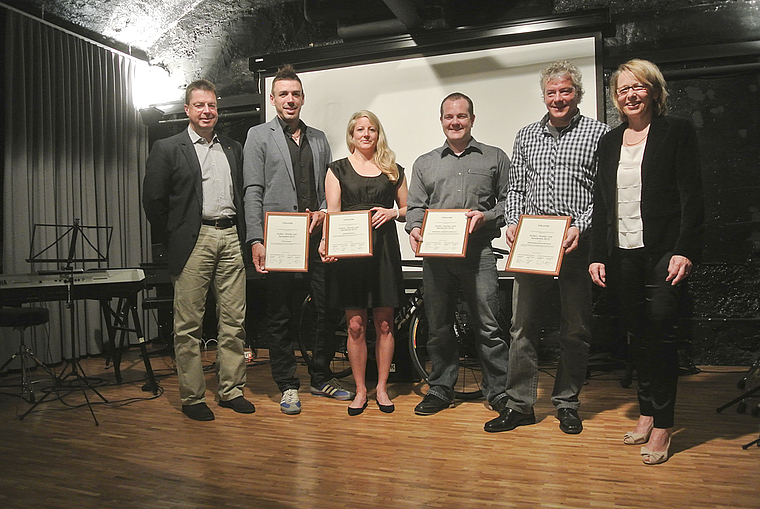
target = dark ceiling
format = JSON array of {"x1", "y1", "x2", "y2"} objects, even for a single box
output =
[{"x1": 7, "y1": 0, "x2": 556, "y2": 97}]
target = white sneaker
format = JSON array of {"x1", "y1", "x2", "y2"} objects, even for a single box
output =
[{"x1": 280, "y1": 389, "x2": 301, "y2": 415}]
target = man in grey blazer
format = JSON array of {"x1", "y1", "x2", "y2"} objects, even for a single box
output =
[
  {"x1": 243, "y1": 65, "x2": 354, "y2": 415},
  {"x1": 143, "y1": 80, "x2": 254, "y2": 421}
]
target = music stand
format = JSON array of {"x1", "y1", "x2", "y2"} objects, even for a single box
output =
[{"x1": 22, "y1": 219, "x2": 113, "y2": 425}]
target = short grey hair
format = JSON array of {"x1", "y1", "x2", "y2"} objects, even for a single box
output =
[{"x1": 539, "y1": 60, "x2": 584, "y2": 102}]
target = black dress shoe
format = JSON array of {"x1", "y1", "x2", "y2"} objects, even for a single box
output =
[
  {"x1": 182, "y1": 402, "x2": 215, "y2": 421},
  {"x1": 484, "y1": 408, "x2": 536, "y2": 433},
  {"x1": 557, "y1": 408, "x2": 582, "y2": 434},
  {"x1": 348, "y1": 401, "x2": 368, "y2": 416},
  {"x1": 377, "y1": 401, "x2": 395, "y2": 414},
  {"x1": 414, "y1": 393, "x2": 453, "y2": 416},
  {"x1": 219, "y1": 396, "x2": 256, "y2": 414}
]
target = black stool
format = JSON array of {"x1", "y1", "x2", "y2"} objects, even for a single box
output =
[{"x1": 0, "y1": 307, "x2": 56, "y2": 402}]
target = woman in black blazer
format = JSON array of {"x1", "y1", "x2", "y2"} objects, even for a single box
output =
[{"x1": 589, "y1": 59, "x2": 704, "y2": 465}]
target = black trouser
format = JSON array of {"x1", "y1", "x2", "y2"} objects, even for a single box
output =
[
  {"x1": 265, "y1": 236, "x2": 336, "y2": 391},
  {"x1": 611, "y1": 248, "x2": 683, "y2": 429}
]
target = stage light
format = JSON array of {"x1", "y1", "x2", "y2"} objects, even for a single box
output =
[{"x1": 132, "y1": 62, "x2": 185, "y2": 110}]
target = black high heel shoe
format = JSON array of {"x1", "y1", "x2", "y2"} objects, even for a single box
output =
[{"x1": 348, "y1": 401, "x2": 368, "y2": 416}]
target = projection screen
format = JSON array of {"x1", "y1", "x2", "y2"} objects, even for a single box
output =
[{"x1": 265, "y1": 35, "x2": 601, "y2": 267}]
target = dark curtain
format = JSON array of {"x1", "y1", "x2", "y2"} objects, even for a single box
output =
[{"x1": 2, "y1": 9, "x2": 150, "y2": 364}]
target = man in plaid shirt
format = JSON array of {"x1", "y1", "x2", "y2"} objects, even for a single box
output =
[{"x1": 485, "y1": 61, "x2": 609, "y2": 434}]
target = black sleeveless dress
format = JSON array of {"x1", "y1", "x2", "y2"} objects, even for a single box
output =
[{"x1": 328, "y1": 157, "x2": 405, "y2": 309}]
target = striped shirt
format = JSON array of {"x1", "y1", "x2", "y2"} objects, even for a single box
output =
[{"x1": 506, "y1": 112, "x2": 609, "y2": 234}]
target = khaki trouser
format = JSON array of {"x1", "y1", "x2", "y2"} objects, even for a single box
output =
[{"x1": 172, "y1": 224, "x2": 247, "y2": 405}]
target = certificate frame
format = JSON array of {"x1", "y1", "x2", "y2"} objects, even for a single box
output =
[
  {"x1": 324, "y1": 210, "x2": 373, "y2": 258},
  {"x1": 264, "y1": 212, "x2": 310, "y2": 272},
  {"x1": 505, "y1": 215, "x2": 571, "y2": 276},
  {"x1": 415, "y1": 209, "x2": 471, "y2": 257}
]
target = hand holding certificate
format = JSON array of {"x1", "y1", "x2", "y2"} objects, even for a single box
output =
[
  {"x1": 324, "y1": 210, "x2": 373, "y2": 258},
  {"x1": 264, "y1": 212, "x2": 310, "y2": 272},
  {"x1": 505, "y1": 215, "x2": 571, "y2": 275},
  {"x1": 415, "y1": 209, "x2": 471, "y2": 257}
]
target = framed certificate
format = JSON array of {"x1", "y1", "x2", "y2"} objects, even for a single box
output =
[
  {"x1": 264, "y1": 212, "x2": 310, "y2": 272},
  {"x1": 505, "y1": 215, "x2": 571, "y2": 276},
  {"x1": 324, "y1": 210, "x2": 373, "y2": 258},
  {"x1": 416, "y1": 209, "x2": 471, "y2": 257}
]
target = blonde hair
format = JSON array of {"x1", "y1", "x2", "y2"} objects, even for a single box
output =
[
  {"x1": 610, "y1": 58, "x2": 669, "y2": 122},
  {"x1": 346, "y1": 110, "x2": 399, "y2": 183}
]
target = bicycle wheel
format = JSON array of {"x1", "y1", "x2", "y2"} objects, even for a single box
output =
[
  {"x1": 408, "y1": 301, "x2": 483, "y2": 400},
  {"x1": 408, "y1": 300, "x2": 509, "y2": 400},
  {"x1": 297, "y1": 294, "x2": 352, "y2": 379}
]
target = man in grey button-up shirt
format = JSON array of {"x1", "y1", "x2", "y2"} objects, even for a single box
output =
[{"x1": 405, "y1": 92, "x2": 511, "y2": 424}]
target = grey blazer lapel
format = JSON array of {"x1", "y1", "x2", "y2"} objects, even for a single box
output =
[
  {"x1": 270, "y1": 119, "x2": 296, "y2": 189},
  {"x1": 311, "y1": 130, "x2": 328, "y2": 210}
]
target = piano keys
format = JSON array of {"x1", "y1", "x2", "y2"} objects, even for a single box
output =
[
  {"x1": 0, "y1": 268, "x2": 158, "y2": 393},
  {"x1": 0, "y1": 268, "x2": 145, "y2": 305}
]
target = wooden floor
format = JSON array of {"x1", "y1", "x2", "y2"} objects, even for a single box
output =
[{"x1": 0, "y1": 347, "x2": 759, "y2": 509}]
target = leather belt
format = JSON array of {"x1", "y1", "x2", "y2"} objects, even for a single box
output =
[{"x1": 201, "y1": 217, "x2": 236, "y2": 229}]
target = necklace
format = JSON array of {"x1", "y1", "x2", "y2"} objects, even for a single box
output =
[{"x1": 624, "y1": 125, "x2": 650, "y2": 146}]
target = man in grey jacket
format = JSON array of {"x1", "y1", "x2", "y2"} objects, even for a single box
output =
[{"x1": 243, "y1": 65, "x2": 354, "y2": 415}]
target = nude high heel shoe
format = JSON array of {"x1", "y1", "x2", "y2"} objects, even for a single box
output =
[
  {"x1": 623, "y1": 421, "x2": 654, "y2": 445},
  {"x1": 641, "y1": 437, "x2": 671, "y2": 465}
]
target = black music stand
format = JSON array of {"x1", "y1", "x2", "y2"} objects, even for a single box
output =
[{"x1": 22, "y1": 220, "x2": 113, "y2": 425}]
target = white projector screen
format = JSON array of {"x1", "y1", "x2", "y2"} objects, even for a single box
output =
[{"x1": 265, "y1": 36, "x2": 600, "y2": 267}]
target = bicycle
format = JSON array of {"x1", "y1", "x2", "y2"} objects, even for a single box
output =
[{"x1": 297, "y1": 249, "x2": 510, "y2": 400}]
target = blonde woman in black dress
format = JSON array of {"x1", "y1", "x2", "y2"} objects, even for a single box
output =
[{"x1": 320, "y1": 110, "x2": 408, "y2": 415}]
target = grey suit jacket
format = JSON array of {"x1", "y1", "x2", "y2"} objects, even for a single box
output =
[
  {"x1": 242, "y1": 117, "x2": 332, "y2": 243},
  {"x1": 143, "y1": 129, "x2": 245, "y2": 276}
]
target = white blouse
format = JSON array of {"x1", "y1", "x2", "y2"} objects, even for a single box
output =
[{"x1": 616, "y1": 143, "x2": 646, "y2": 249}]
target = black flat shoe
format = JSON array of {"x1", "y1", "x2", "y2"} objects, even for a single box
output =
[
  {"x1": 484, "y1": 408, "x2": 536, "y2": 433},
  {"x1": 348, "y1": 401, "x2": 368, "y2": 416},
  {"x1": 377, "y1": 401, "x2": 395, "y2": 414}
]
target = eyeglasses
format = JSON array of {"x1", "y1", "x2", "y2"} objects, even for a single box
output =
[{"x1": 616, "y1": 84, "x2": 648, "y2": 96}]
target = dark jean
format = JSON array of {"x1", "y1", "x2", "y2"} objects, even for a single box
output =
[
  {"x1": 422, "y1": 241, "x2": 510, "y2": 406},
  {"x1": 265, "y1": 236, "x2": 336, "y2": 391},
  {"x1": 612, "y1": 248, "x2": 683, "y2": 429},
  {"x1": 505, "y1": 238, "x2": 591, "y2": 413}
]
